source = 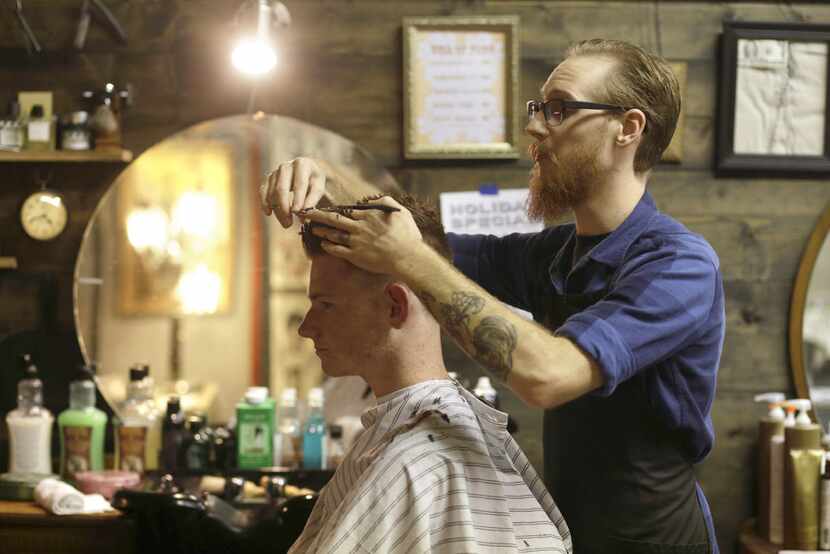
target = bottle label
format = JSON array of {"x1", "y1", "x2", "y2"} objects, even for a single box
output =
[
  {"x1": 63, "y1": 426, "x2": 92, "y2": 480},
  {"x1": 28, "y1": 120, "x2": 50, "y2": 142},
  {"x1": 117, "y1": 426, "x2": 147, "y2": 472}
]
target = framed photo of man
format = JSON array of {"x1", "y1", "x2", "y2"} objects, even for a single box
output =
[
  {"x1": 716, "y1": 20, "x2": 830, "y2": 177},
  {"x1": 403, "y1": 16, "x2": 520, "y2": 160}
]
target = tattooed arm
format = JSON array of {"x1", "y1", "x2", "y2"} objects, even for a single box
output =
[{"x1": 404, "y1": 242, "x2": 604, "y2": 409}]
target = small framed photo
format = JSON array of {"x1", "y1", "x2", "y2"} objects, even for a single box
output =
[
  {"x1": 716, "y1": 20, "x2": 830, "y2": 177},
  {"x1": 403, "y1": 16, "x2": 520, "y2": 160}
]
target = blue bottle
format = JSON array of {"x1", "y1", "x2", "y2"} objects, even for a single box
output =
[{"x1": 302, "y1": 388, "x2": 327, "y2": 469}]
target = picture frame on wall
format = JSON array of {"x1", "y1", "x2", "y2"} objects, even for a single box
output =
[
  {"x1": 402, "y1": 16, "x2": 520, "y2": 160},
  {"x1": 661, "y1": 62, "x2": 687, "y2": 163},
  {"x1": 716, "y1": 20, "x2": 830, "y2": 177}
]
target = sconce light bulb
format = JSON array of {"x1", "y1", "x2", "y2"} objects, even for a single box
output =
[{"x1": 232, "y1": 39, "x2": 278, "y2": 76}]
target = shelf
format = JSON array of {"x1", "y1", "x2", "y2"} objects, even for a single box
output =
[{"x1": 0, "y1": 148, "x2": 133, "y2": 163}]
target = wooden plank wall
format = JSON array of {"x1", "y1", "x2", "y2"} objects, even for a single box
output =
[{"x1": 2, "y1": 1, "x2": 830, "y2": 551}]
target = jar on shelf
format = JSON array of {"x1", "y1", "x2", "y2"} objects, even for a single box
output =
[
  {"x1": 60, "y1": 111, "x2": 92, "y2": 151},
  {"x1": 0, "y1": 120, "x2": 25, "y2": 151}
]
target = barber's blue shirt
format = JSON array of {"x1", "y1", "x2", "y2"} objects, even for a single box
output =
[{"x1": 447, "y1": 191, "x2": 724, "y2": 464}]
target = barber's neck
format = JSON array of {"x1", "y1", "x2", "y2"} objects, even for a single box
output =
[
  {"x1": 573, "y1": 169, "x2": 647, "y2": 236},
  {"x1": 363, "y1": 334, "x2": 448, "y2": 399}
]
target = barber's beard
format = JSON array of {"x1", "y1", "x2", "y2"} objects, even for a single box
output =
[{"x1": 527, "y1": 140, "x2": 603, "y2": 222}]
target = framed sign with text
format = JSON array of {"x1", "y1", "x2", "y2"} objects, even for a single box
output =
[{"x1": 403, "y1": 16, "x2": 520, "y2": 160}]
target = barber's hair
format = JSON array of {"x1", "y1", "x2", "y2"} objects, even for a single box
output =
[
  {"x1": 565, "y1": 39, "x2": 680, "y2": 173},
  {"x1": 300, "y1": 191, "x2": 452, "y2": 263}
]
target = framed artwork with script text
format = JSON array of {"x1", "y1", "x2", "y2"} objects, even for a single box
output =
[{"x1": 403, "y1": 16, "x2": 520, "y2": 160}]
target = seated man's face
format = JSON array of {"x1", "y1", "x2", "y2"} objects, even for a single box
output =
[{"x1": 298, "y1": 255, "x2": 387, "y2": 378}]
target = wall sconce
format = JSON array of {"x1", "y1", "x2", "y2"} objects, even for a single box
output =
[{"x1": 231, "y1": 0, "x2": 292, "y2": 77}]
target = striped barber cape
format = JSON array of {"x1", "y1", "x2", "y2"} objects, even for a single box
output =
[{"x1": 288, "y1": 378, "x2": 572, "y2": 553}]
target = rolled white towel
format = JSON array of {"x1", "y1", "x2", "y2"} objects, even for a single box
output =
[{"x1": 34, "y1": 478, "x2": 113, "y2": 515}]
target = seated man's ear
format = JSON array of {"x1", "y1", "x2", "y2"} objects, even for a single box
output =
[{"x1": 385, "y1": 283, "x2": 409, "y2": 328}]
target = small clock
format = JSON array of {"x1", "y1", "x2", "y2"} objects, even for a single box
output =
[{"x1": 20, "y1": 190, "x2": 68, "y2": 241}]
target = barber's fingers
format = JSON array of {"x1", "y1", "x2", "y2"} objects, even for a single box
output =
[
  {"x1": 366, "y1": 195, "x2": 403, "y2": 210},
  {"x1": 311, "y1": 226, "x2": 351, "y2": 246},
  {"x1": 304, "y1": 172, "x2": 326, "y2": 210},
  {"x1": 291, "y1": 162, "x2": 311, "y2": 213},
  {"x1": 260, "y1": 158, "x2": 328, "y2": 228},
  {"x1": 319, "y1": 240, "x2": 351, "y2": 259},
  {"x1": 299, "y1": 209, "x2": 361, "y2": 232}
]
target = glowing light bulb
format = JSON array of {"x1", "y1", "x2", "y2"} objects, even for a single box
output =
[{"x1": 231, "y1": 39, "x2": 277, "y2": 75}]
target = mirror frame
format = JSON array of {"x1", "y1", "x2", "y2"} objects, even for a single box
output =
[{"x1": 789, "y1": 202, "x2": 830, "y2": 402}]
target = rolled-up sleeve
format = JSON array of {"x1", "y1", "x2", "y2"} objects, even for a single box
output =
[{"x1": 556, "y1": 242, "x2": 719, "y2": 396}]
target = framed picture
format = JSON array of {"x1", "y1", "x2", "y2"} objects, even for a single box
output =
[
  {"x1": 403, "y1": 16, "x2": 520, "y2": 160},
  {"x1": 661, "y1": 62, "x2": 687, "y2": 163},
  {"x1": 116, "y1": 138, "x2": 235, "y2": 316},
  {"x1": 716, "y1": 20, "x2": 830, "y2": 177}
]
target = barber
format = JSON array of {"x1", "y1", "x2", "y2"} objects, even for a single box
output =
[{"x1": 259, "y1": 38, "x2": 724, "y2": 554}]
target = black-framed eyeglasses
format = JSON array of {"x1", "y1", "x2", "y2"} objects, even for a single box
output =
[{"x1": 527, "y1": 99, "x2": 634, "y2": 127}]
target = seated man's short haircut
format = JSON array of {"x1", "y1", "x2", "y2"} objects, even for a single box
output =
[{"x1": 300, "y1": 191, "x2": 452, "y2": 262}]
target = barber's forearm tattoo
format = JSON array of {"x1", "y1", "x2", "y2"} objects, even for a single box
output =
[
  {"x1": 416, "y1": 289, "x2": 517, "y2": 383},
  {"x1": 473, "y1": 316, "x2": 518, "y2": 383}
]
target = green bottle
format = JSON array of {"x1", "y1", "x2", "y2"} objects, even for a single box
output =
[
  {"x1": 58, "y1": 364, "x2": 107, "y2": 481},
  {"x1": 236, "y1": 387, "x2": 275, "y2": 469}
]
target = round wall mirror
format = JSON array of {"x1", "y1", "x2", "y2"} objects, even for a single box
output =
[
  {"x1": 74, "y1": 114, "x2": 398, "y2": 423},
  {"x1": 790, "y1": 202, "x2": 830, "y2": 426}
]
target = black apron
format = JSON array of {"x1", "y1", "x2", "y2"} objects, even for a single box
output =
[{"x1": 539, "y1": 287, "x2": 711, "y2": 554}]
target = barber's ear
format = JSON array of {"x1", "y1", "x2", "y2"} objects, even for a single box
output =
[
  {"x1": 616, "y1": 109, "x2": 647, "y2": 147},
  {"x1": 385, "y1": 283, "x2": 409, "y2": 328}
]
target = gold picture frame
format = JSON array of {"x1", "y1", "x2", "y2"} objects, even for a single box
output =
[
  {"x1": 116, "y1": 138, "x2": 234, "y2": 316},
  {"x1": 661, "y1": 62, "x2": 687, "y2": 163},
  {"x1": 403, "y1": 16, "x2": 520, "y2": 160}
]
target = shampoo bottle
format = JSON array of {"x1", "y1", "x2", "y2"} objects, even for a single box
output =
[
  {"x1": 58, "y1": 364, "x2": 107, "y2": 481},
  {"x1": 237, "y1": 387, "x2": 275, "y2": 469},
  {"x1": 6, "y1": 354, "x2": 53, "y2": 474}
]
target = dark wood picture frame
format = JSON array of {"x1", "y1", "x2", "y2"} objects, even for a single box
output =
[{"x1": 716, "y1": 20, "x2": 830, "y2": 177}]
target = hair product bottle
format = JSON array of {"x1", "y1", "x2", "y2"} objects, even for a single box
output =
[
  {"x1": 114, "y1": 365, "x2": 158, "y2": 473},
  {"x1": 6, "y1": 354, "x2": 53, "y2": 474},
  {"x1": 237, "y1": 387, "x2": 275, "y2": 469},
  {"x1": 784, "y1": 399, "x2": 823, "y2": 549},
  {"x1": 754, "y1": 392, "x2": 785, "y2": 542},
  {"x1": 57, "y1": 364, "x2": 107, "y2": 481},
  {"x1": 274, "y1": 388, "x2": 300, "y2": 468},
  {"x1": 302, "y1": 387, "x2": 326, "y2": 469},
  {"x1": 160, "y1": 396, "x2": 186, "y2": 473}
]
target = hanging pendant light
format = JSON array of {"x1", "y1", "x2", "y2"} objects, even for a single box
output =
[{"x1": 231, "y1": 0, "x2": 291, "y2": 76}]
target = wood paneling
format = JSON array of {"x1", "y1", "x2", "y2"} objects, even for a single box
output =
[{"x1": 2, "y1": 2, "x2": 830, "y2": 552}]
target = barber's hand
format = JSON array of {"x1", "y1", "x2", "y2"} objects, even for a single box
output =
[
  {"x1": 259, "y1": 157, "x2": 327, "y2": 228},
  {"x1": 297, "y1": 196, "x2": 424, "y2": 277}
]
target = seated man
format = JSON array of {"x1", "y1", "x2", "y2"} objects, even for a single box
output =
[{"x1": 288, "y1": 194, "x2": 571, "y2": 553}]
